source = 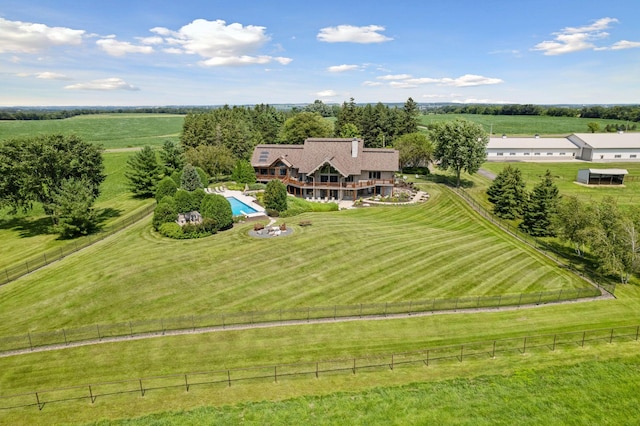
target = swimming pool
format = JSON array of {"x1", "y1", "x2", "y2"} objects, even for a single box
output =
[{"x1": 226, "y1": 196, "x2": 259, "y2": 216}]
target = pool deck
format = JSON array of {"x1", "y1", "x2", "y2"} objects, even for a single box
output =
[{"x1": 205, "y1": 188, "x2": 267, "y2": 218}]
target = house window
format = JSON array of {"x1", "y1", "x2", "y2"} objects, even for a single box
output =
[
  {"x1": 631, "y1": 155, "x2": 637, "y2": 159},
  {"x1": 330, "y1": 175, "x2": 338, "y2": 183},
  {"x1": 547, "y1": 153, "x2": 553, "y2": 156},
  {"x1": 510, "y1": 153, "x2": 516, "y2": 156},
  {"x1": 614, "y1": 154, "x2": 622, "y2": 158},
  {"x1": 560, "y1": 153, "x2": 566, "y2": 156},
  {"x1": 279, "y1": 168, "x2": 287, "y2": 176},
  {"x1": 534, "y1": 152, "x2": 541, "y2": 156},
  {"x1": 260, "y1": 168, "x2": 267, "y2": 175},
  {"x1": 368, "y1": 171, "x2": 381, "y2": 179},
  {"x1": 345, "y1": 175, "x2": 354, "y2": 182},
  {"x1": 524, "y1": 152, "x2": 530, "y2": 156},
  {"x1": 497, "y1": 152, "x2": 504, "y2": 156}
]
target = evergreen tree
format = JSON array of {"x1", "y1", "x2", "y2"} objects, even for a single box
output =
[
  {"x1": 180, "y1": 163, "x2": 203, "y2": 191},
  {"x1": 486, "y1": 165, "x2": 527, "y2": 219},
  {"x1": 155, "y1": 176, "x2": 178, "y2": 203},
  {"x1": 519, "y1": 170, "x2": 560, "y2": 236},
  {"x1": 334, "y1": 97, "x2": 359, "y2": 137},
  {"x1": 51, "y1": 177, "x2": 98, "y2": 238},
  {"x1": 401, "y1": 97, "x2": 420, "y2": 134},
  {"x1": 159, "y1": 140, "x2": 184, "y2": 175},
  {"x1": 200, "y1": 193, "x2": 233, "y2": 230},
  {"x1": 125, "y1": 146, "x2": 161, "y2": 198},
  {"x1": 264, "y1": 179, "x2": 288, "y2": 212}
]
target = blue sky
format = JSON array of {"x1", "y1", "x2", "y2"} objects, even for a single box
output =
[{"x1": 1, "y1": 0, "x2": 639, "y2": 106}]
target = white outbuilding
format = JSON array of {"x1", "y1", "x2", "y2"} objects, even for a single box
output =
[
  {"x1": 576, "y1": 168, "x2": 628, "y2": 185},
  {"x1": 569, "y1": 132, "x2": 640, "y2": 161},
  {"x1": 486, "y1": 136, "x2": 580, "y2": 160}
]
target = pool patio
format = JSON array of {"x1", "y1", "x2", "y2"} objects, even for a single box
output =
[{"x1": 204, "y1": 188, "x2": 267, "y2": 219}]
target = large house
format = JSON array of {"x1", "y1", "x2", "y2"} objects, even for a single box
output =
[{"x1": 251, "y1": 138, "x2": 399, "y2": 201}]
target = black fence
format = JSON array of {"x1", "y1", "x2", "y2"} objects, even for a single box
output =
[
  {"x1": 450, "y1": 187, "x2": 616, "y2": 295},
  {"x1": 1, "y1": 324, "x2": 639, "y2": 412},
  {"x1": 0, "y1": 203, "x2": 156, "y2": 286},
  {"x1": 0, "y1": 287, "x2": 602, "y2": 355}
]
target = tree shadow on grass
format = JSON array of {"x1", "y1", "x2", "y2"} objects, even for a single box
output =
[{"x1": 0, "y1": 216, "x2": 54, "y2": 238}]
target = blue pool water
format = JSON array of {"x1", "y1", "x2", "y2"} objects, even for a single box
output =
[{"x1": 226, "y1": 196, "x2": 259, "y2": 216}]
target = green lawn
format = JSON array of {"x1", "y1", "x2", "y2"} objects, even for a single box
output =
[
  {"x1": 0, "y1": 114, "x2": 184, "y2": 149},
  {"x1": 420, "y1": 113, "x2": 633, "y2": 137},
  {"x1": 0, "y1": 151, "x2": 152, "y2": 272},
  {"x1": 0, "y1": 182, "x2": 592, "y2": 334}
]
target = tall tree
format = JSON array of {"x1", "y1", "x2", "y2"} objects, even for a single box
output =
[
  {"x1": 184, "y1": 144, "x2": 235, "y2": 181},
  {"x1": 553, "y1": 196, "x2": 593, "y2": 256},
  {"x1": 159, "y1": 140, "x2": 184, "y2": 175},
  {"x1": 401, "y1": 97, "x2": 420, "y2": 134},
  {"x1": 334, "y1": 97, "x2": 359, "y2": 137},
  {"x1": 50, "y1": 177, "x2": 98, "y2": 238},
  {"x1": 180, "y1": 163, "x2": 203, "y2": 191},
  {"x1": 125, "y1": 146, "x2": 162, "y2": 198},
  {"x1": 519, "y1": 170, "x2": 559, "y2": 237},
  {"x1": 0, "y1": 134, "x2": 104, "y2": 215},
  {"x1": 263, "y1": 179, "x2": 288, "y2": 212},
  {"x1": 279, "y1": 112, "x2": 334, "y2": 144},
  {"x1": 394, "y1": 132, "x2": 434, "y2": 171},
  {"x1": 231, "y1": 160, "x2": 257, "y2": 184},
  {"x1": 486, "y1": 165, "x2": 527, "y2": 219},
  {"x1": 431, "y1": 119, "x2": 488, "y2": 187}
]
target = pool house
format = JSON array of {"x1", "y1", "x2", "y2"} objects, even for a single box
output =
[{"x1": 251, "y1": 138, "x2": 399, "y2": 201}]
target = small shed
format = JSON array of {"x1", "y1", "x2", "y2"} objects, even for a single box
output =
[{"x1": 577, "y1": 168, "x2": 628, "y2": 185}]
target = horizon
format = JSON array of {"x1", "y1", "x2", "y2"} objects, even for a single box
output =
[{"x1": 2, "y1": 1, "x2": 639, "y2": 107}]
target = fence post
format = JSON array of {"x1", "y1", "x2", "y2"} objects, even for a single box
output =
[
  {"x1": 390, "y1": 354, "x2": 394, "y2": 370},
  {"x1": 43, "y1": 253, "x2": 47, "y2": 265},
  {"x1": 537, "y1": 292, "x2": 543, "y2": 304},
  {"x1": 307, "y1": 307, "x2": 310, "y2": 322},
  {"x1": 492, "y1": 340, "x2": 496, "y2": 358},
  {"x1": 185, "y1": 374, "x2": 189, "y2": 392},
  {"x1": 334, "y1": 305, "x2": 337, "y2": 320},
  {"x1": 552, "y1": 334, "x2": 557, "y2": 351},
  {"x1": 316, "y1": 362, "x2": 319, "y2": 378},
  {"x1": 63, "y1": 329, "x2": 68, "y2": 346},
  {"x1": 384, "y1": 302, "x2": 388, "y2": 317},
  {"x1": 359, "y1": 303, "x2": 363, "y2": 318},
  {"x1": 227, "y1": 370, "x2": 231, "y2": 387},
  {"x1": 139, "y1": 379, "x2": 145, "y2": 396},
  {"x1": 497, "y1": 295, "x2": 502, "y2": 308},
  {"x1": 28, "y1": 332, "x2": 33, "y2": 351},
  {"x1": 636, "y1": 326, "x2": 639, "y2": 341},
  {"x1": 35, "y1": 392, "x2": 43, "y2": 410},
  {"x1": 89, "y1": 385, "x2": 95, "y2": 403},
  {"x1": 518, "y1": 293, "x2": 523, "y2": 308},
  {"x1": 129, "y1": 321, "x2": 133, "y2": 337},
  {"x1": 161, "y1": 318, "x2": 165, "y2": 335},
  {"x1": 25, "y1": 260, "x2": 30, "y2": 274},
  {"x1": 191, "y1": 315, "x2": 195, "y2": 331},
  {"x1": 582, "y1": 331, "x2": 586, "y2": 347},
  {"x1": 97, "y1": 325, "x2": 101, "y2": 340},
  {"x1": 222, "y1": 314, "x2": 225, "y2": 328},
  {"x1": 460, "y1": 345, "x2": 464, "y2": 362},
  {"x1": 353, "y1": 358, "x2": 356, "y2": 375},
  {"x1": 274, "y1": 366, "x2": 277, "y2": 383},
  {"x1": 610, "y1": 329, "x2": 614, "y2": 344},
  {"x1": 557, "y1": 290, "x2": 563, "y2": 302},
  {"x1": 454, "y1": 297, "x2": 459, "y2": 311},
  {"x1": 426, "y1": 350, "x2": 429, "y2": 366},
  {"x1": 409, "y1": 300, "x2": 413, "y2": 315},
  {"x1": 522, "y1": 337, "x2": 527, "y2": 354}
]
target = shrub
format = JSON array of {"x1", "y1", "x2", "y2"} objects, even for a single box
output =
[
  {"x1": 153, "y1": 201, "x2": 178, "y2": 230},
  {"x1": 190, "y1": 188, "x2": 206, "y2": 210},
  {"x1": 174, "y1": 189, "x2": 194, "y2": 213},
  {"x1": 200, "y1": 194, "x2": 233, "y2": 230},
  {"x1": 155, "y1": 176, "x2": 178, "y2": 203},
  {"x1": 231, "y1": 160, "x2": 257, "y2": 184},
  {"x1": 158, "y1": 222, "x2": 184, "y2": 238},
  {"x1": 195, "y1": 166, "x2": 209, "y2": 186},
  {"x1": 264, "y1": 180, "x2": 288, "y2": 212},
  {"x1": 181, "y1": 163, "x2": 203, "y2": 191}
]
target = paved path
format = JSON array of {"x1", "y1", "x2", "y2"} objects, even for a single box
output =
[{"x1": 477, "y1": 168, "x2": 497, "y2": 180}]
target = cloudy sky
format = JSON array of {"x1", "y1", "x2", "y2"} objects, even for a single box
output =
[{"x1": 1, "y1": 0, "x2": 639, "y2": 106}]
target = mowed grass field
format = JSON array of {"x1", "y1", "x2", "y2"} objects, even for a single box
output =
[
  {"x1": 0, "y1": 151, "x2": 152, "y2": 271},
  {"x1": 0, "y1": 113, "x2": 184, "y2": 149},
  {"x1": 420, "y1": 113, "x2": 632, "y2": 136},
  {"x1": 0, "y1": 182, "x2": 592, "y2": 335}
]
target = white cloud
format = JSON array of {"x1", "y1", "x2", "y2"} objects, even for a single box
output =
[
  {"x1": 36, "y1": 72, "x2": 72, "y2": 80},
  {"x1": 97, "y1": 38, "x2": 154, "y2": 56},
  {"x1": 0, "y1": 17, "x2": 84, "y2": 53},
  {"x1": 317, "y1": 25, "x2": 392, "y2": 43},
  {"x1": 532, "y1": 17, "x2": 619, "y2": 55},
  {"x1": 136, "y1": 36, "x2": 164, "y2": 45},
  {"x1": 316, "y1": 89, "x2": 337, "y2": 97},
  {"x1": 381, "y1": 74, "x2": 503, "y2": 88},
  {"x1": 65, "y1": 77, "x2": 139, "y2": 91},
  {"x1": 377, "y1": 74, "x2": 412, "y2": 81},
  {"x1": 327, "y1": 64, "x2": 360, "y2": 72},
  {"x1": 609, "y1": 40, "x2": 640, "y2": 50},
  {"x1": 362, "y1": 81, "x2": 383, "y2": 87},
  {"x1": 150, "y1": 19, "x2": 291, "y2": 67}
]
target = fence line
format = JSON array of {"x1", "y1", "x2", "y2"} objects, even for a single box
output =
[
  {"x1": 1, "y1": 323, "x2": 638, "y2": 412},
  {"x1": 0, "y1": 203, "x2": 156, "y2": 286},
  {"x1": 0, "y1": 287, "x2": 602, "y2": 355},
  {"x1": 449, "y1": 186, "x2": 616, "y2": 295}
]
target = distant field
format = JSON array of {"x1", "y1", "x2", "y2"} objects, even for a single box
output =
[
  {"x1": 0, "y1": 182, "x2": 591, "y2": 334},
  {"x1": 0, "y1": 114, "x2": 184, "y2": 149},
  {"x1": 0, "y1": 151, "x2": 151, "y2": 271},
  {"x1": 420, "y1": 113, "x2": 632, "y2": 136}
]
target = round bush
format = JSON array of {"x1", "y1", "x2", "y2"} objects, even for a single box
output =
[
  {"x1": 158, "y1": 222, "x2": 184, "y2": 238},
  {"x1": 155, "y1": 177, "x2": 177, "y2": 203},
  {"x1": 153, "y1": 201, "x2": 178, "y2": 230},
  {"x1": 200, "y1": 194, "x2": 233, "y2": 231}
]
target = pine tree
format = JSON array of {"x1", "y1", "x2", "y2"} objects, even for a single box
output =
[
  {"x1": 519, "y1": 170, "x2": 560, "y2": 236},
  {"x1": 125, "y1": 146, "x2": 161, "y2": 198},
  {"x1": 401, "y1": 97, "x2": 420, "y2": 134},
  {"x1": 51, "y1": 177, "x2": 98, "y2": 238},
  {"x1": 180, "y1": 163, "x2": 203, "y2": 191},
  {"x1": 486, "y1": 165, "x2": 527, "y2": 219}
]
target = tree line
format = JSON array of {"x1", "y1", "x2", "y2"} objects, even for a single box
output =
[{"x1": 487, "y1": 166, "x2": 640, "y2": 284}]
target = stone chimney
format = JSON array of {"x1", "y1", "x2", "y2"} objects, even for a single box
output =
[{"x1": 352, "y1": 138, "x2": 358, "y2": 158}]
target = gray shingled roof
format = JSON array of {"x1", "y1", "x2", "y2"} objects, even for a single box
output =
[{"x1": 251, "y1": 138, "x2": 399, "y2": 175}]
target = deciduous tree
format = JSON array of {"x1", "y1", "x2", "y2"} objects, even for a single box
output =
[
  {"x1": 279, "y1": 112, "x2": 334, "y2": 144},
  {"x1": 394, "y1": 132, "x2": 434, "y2": 171},
  {"x1": 431, "y1": 119, "x2": 488, "y2": 187}
]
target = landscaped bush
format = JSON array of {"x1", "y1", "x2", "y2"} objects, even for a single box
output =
[
  {"x1": 248, "y1": 183, "x2": 266, "y2": 191},
  {"x1": 158, "y1": 222, "x2": 185, "y2": 238},
  {"x1": 190, "y1": 188, "x2": 206, "y2": 210},
  {"x1": 200, "y1": 194, "x2": 233, "y2": 230},
  {"x1": 155, "y1": 177, "x2": 178, "y2": 203},
  {"x1": 174, "y1": 189, "x2": 194, "y2": 213},
  {"x1": 153, "y1": 200, "x2": 178, "y2": 231},
  {"x1": 264, "y1": 180, "x2": 288, "y2": 212}
]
